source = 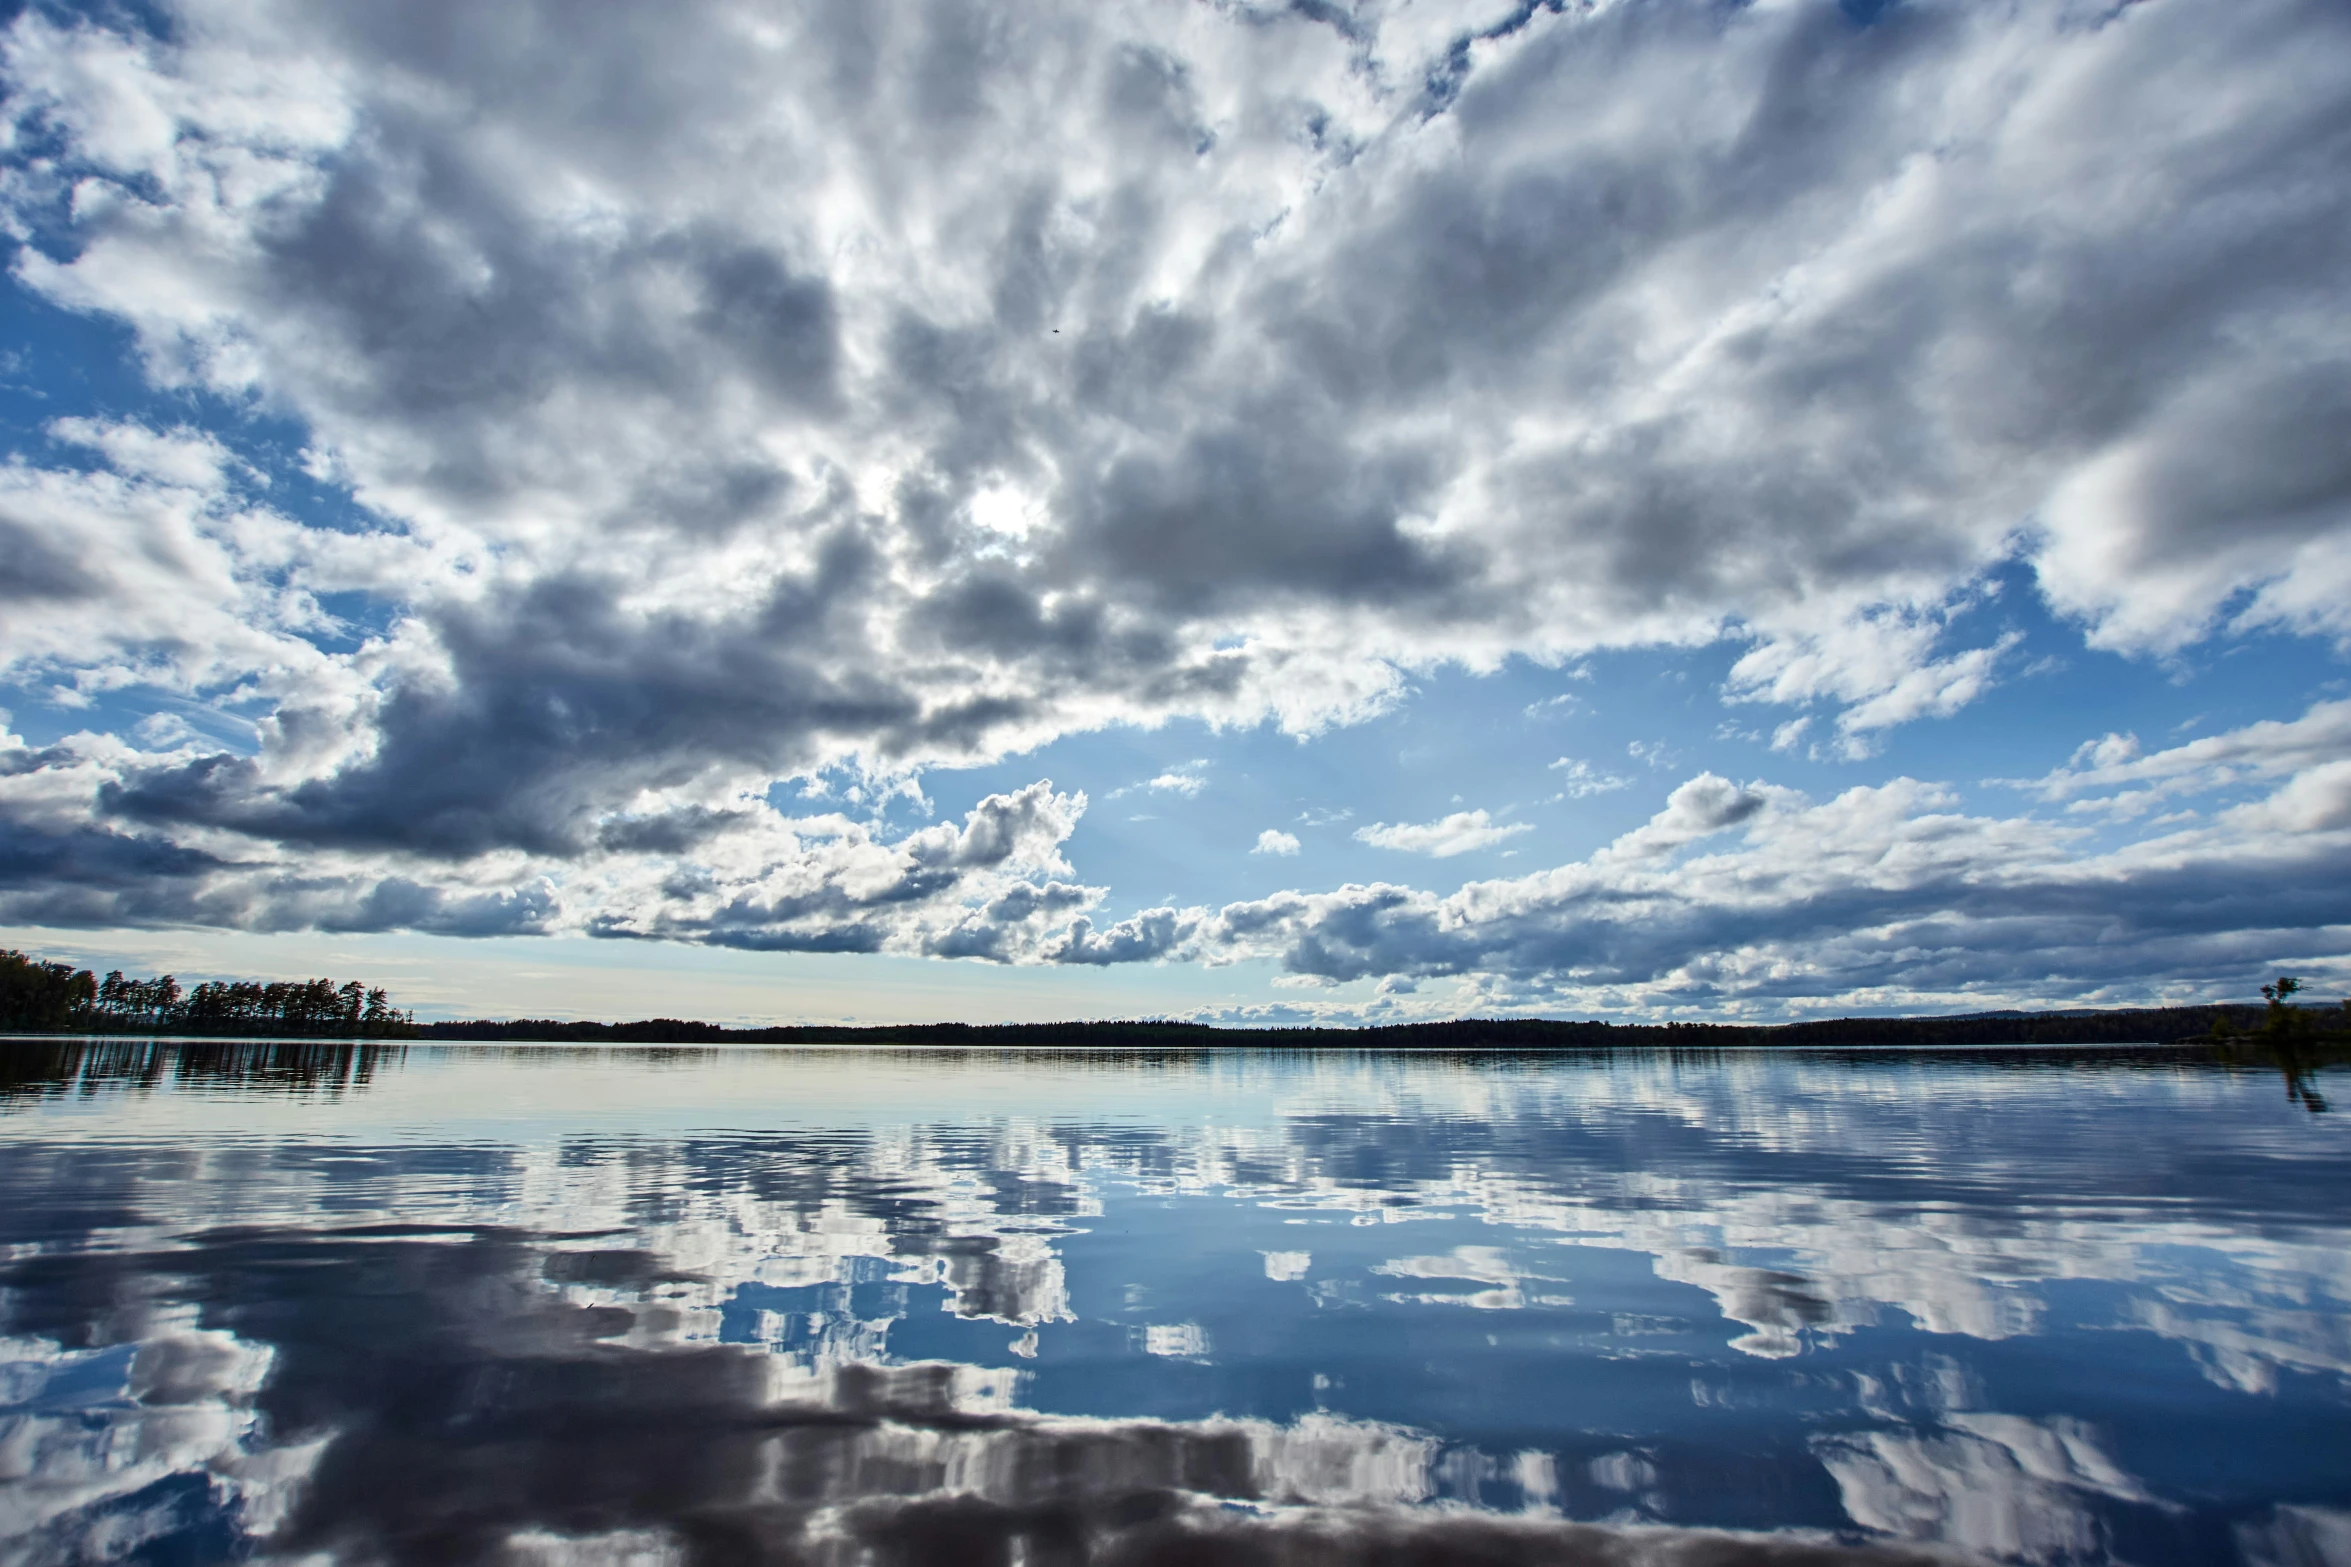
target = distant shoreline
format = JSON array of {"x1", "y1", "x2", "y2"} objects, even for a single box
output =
[
  {"x1": 411, "y1": 1005, "x2": 2300, "y2": 1051},
  {"x1": 0, "y1": 1032, "x2": 2238, "y2": 1053},
  {"x1": 2, "y1": 1003, "x2": 2312, "y2": 1050}
]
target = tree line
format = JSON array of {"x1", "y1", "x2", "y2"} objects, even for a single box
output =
[
  {"x1": 418, "y1": 999, "x2": 2337, "y2": 1049},
  {"x1": 10, "y1": 944, "x2": 2341, "y2": 1051},
  {"x1": 0, "y1": 949, "x2": 416, "y2": 1037}
]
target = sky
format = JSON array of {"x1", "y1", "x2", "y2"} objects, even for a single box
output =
[{"x1": 0, "y1": 0, "x2": 2347, "y2": 1026}]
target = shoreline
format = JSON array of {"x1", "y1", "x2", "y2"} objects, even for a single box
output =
[{"x1": 6, "y1": 1002, "x2": 2342, "y2": 1052}]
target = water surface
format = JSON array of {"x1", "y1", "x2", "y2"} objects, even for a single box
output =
[{"x1": 2, "y1": 1040, "x2": 2346, "y2": 1566}]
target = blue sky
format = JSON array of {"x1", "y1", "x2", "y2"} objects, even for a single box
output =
[{"x1": 1, "y1": 0, "x2": 2347, "y2": 1024}]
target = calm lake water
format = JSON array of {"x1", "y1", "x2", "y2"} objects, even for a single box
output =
[{"x1": 1, "y1": 1040, "x2": 2345, "y2": 1567}]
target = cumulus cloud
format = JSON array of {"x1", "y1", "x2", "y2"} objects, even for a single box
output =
[
  {"x1": 0, "y1": 0, "x2": 2346, "y2": 997},
  {"x1": 992, "y1": 697, "x2": 2351, "y2": 1013},
  {"x1": 1599, "y1": 775, "x2": 1774, "y2": 862},
  {"x1": 1169, "y1": 715, "x2": 2351, "y2": 1007},
  {"x1": 0, "y1": 706, "x2": 1102, "y2": 958},
  {"x1": 1253, "y1": 829, "x2": 1301, "y2": 856},
  {"x1": 2028, "y1": 700, "x2": 2351, "y2": 806},
  {"x1": 1355, "y1": 810, "x2": 1532, "y2": 858}
]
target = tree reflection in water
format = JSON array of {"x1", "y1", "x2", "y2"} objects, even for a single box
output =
[{"x1": 0, "y1": 1037, "x2": 405, "y2": 1100}]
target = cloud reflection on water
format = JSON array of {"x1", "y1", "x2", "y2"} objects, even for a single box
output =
[
  {"x1": 0, "y1": 1224, "x2": 1955, "y2": 1567},
  {"x1": 0, "y1": 1042, "x2": 2346, "y2": 1565}
]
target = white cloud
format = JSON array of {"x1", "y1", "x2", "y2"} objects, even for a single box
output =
[
  {"x1": 0, "y1": 433, "x2": 447, "y2": 709},
  {"x1": 48, "y1": 416, "x2": 233, "y2": 490},
  {"x1": 1252, "y1": 829, "x2": 1301, "y2": 857},
  {"x1": 2038, "y1": 360, "x2": 2351, "y2": 652},
  {"x1": 1355, "y1": 810, "x2": 1533, "y2": 858},
  {"x1": 1177, "y1": 721, "x2": 2351, "y2": 1007},
  {"x1": 1549, "y1": 758, "x2": 1630, "y2": 798},
  {"x1": 2030, "y1": 699, "x2": 2351, "y2": 802},
  {"x1": 1727, "y1": 602, "x2": 2020, "y2": 755},
  {"x1": 1110, "y1": 763, "x2": 1208, "y2": 801}
]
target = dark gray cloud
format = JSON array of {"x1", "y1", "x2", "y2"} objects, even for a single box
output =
[
  {"x1": 0, "y1": 811, "x2": 561, "y2": 937},
  {"x1": 0, "y1": 819, "x2": 226, "y2": 897},
  {"x1": 0, "y1": 505, "x2": 96, "y2": 603},
  {"x1": 1061, "y1": 407, "x2": 1468, "y2": 616},
  {"x1": 595, "y1": 806, "x2": 754, "y2": 856},
  {"x1": 102, "y1": 552, "x2": 928, "y2": 858}
]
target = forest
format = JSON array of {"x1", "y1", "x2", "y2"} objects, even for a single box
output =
[{"x1": 0, "y1": 949, "x2": 417, "y2": 1037}]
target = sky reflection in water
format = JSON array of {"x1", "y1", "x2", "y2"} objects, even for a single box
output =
[{"x1": 0, "y1": 1042, "x2": 2346, "y2": 1567}]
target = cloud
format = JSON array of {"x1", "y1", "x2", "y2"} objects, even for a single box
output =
[
  {"x1": 2038, "y1": 360, "x2": 2351, "y2": 652},
  {"x1": 10, "y1": 689, "x2": 2351, "y2": 1014},
  {"x1": 1108, "y1": 761, "x2": 1209, "y2": 800},
  {"x1": 1600, "y1": 774, "x2": 1773, "y2": 862},
  {"x1": 1727, "y1": 602, "x2": 2022, "y2": 757},
  {"x1": 2028, "y1": 699, "x2": 2351, "y2": 805},
  {"x1": 1049, "y1": 904, "x2": 1195, "y2": 967},
  {"x1": 48, "y1": 416, "x2": 233, "y2": 489},
  {"x1": 0, "y1": 710, "x2": 1100, "y2": 957},
  {"x1": 0, "y1": 0, "x2": 2345, "y2": 999},
  {"x1": 1549, "y1": 758, "x2": 1630, "y2": 799},
  {"x1": 1355, "y1": 810, "x2": 1533, "y2": 858},
  {"x1": 1171, "y1": 719, "x2": 2351, "y2": 1005},
  {"x1": 0, "y1": 424, "x2": 440, "y2": 710},
  {"x1": 1253, "y1": 828, "x2": 1301, "y2": 856}
]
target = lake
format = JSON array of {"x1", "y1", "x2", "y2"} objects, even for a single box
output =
[{"x1": 1, "y1": 1040, "x2": 2345, "y2": 1566}]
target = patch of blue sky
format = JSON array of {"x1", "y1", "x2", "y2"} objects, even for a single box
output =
[
  {"x1": 0, "y1": 269, "x2": 154, "y2": 430},
  {"x1": 0, "y1": 680, "x2": 263, "y2": 752},
  {"x1": 295, "y1": 588, "x2": 407, "y2": 652},
  {"x1": 0, "y1": 275, "x2": 393, "y2": 539}
]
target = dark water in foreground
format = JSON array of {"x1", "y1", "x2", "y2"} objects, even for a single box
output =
[{"x1": 0, "y1": 1041, "x2": 2346, "y2": 1567}]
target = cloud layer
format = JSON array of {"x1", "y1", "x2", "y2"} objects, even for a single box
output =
[{"x1": 1, "y1": 0, "x2": 2348, "y2": 1011}]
